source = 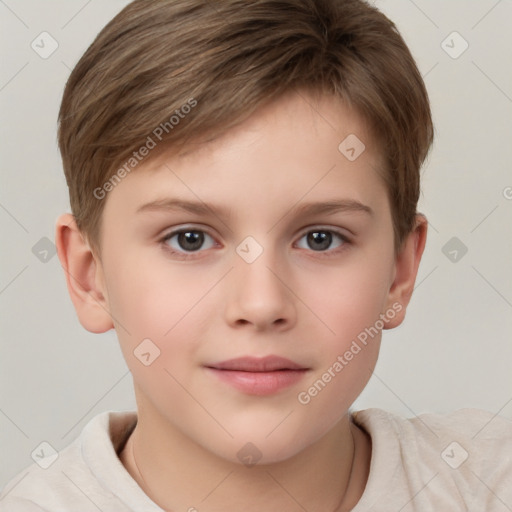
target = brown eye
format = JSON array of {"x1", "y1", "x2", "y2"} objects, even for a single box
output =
[
  {"x1": 296, "y1": 229, "x2": 347, "y2": 252},
  {"x1": 163, "y1": 229, "x2": 215, "y2": 253},
  {"x1": 307, "y1": 231, "x2": 332, "y2": 251}
]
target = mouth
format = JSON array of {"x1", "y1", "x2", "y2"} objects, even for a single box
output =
[
  {"x1": 204, "y1": 356, "x2": 309, "y2": 396},
  {"x1": 207, "y1": 355, "x2": 307, "y2": 372}
]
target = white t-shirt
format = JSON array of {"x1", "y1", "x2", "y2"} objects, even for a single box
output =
[{"x1": 1, "y1": 408, "x2": 511, "y2": 511}]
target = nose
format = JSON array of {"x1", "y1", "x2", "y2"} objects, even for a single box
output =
[{"x1": 224, "y1": 250, "x2": 297, "y2": 332}]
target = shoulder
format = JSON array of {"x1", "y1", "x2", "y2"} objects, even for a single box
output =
[
  {"x1": 0, "y1": 410, "x2": 137, "y2": 512},
  {"x1": 0, "y1": 497, "x2": 48, "y2": 512},
  {"x1": 352, "y1": 407, "x2": 512, "y2": 510},
  {"x1": 354, "y1": 406, "x2": 512, "y2": 446},
  {"x1": 0, "y1": 437, "x2": 84, "y2": 511}
]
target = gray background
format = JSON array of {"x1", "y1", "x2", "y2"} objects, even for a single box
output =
[{"x1": 1, "y1": 0, "x2": 511, "y2": 491}]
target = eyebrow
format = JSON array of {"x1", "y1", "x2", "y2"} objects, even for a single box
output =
[{"x1": 136, "y1": 198, "x2": 373, "y2": 219}]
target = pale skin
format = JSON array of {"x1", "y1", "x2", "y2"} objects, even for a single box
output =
[{"x1": 56, "y1": 91, "x2": 427, "y2": 511}]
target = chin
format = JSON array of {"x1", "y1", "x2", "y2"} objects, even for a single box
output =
[{"x1": 203, "y1": 422, "x2": 325, "y2": 468}]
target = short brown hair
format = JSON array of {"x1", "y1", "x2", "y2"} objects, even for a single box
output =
[{"x1": 58, "y1": 0, "x2": 433, "y2": 255}]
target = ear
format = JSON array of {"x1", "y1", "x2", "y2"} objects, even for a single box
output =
[
  {"x1": 55, "y1": 213, "x2": 114, "y2": 333},
  {"x1": 383, "y1": 214, "x2": 428, "y2": 329}
]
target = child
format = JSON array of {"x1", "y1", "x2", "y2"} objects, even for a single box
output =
[{"x1": 1, "y1": 0, "x2": 511, "y2": 510}]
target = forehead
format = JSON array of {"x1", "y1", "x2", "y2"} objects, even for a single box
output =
[
  {"x1": 102, "y1": 91, "x2": 388, "y2": 220},
  {"x1": 176, "y1": 91, "x2": 379, "y2": 161}
]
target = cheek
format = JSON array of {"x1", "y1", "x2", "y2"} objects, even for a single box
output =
[
  {"x1": 295, "y1": 262, "x2": 389, "y2": 411},
  {"x1": 106, "y1": 244, "x2": 203, "y2": 326},
  {"x1": 302, "y1": 251, "x2": 394, "y2": 346},
  {"x1": 305, "y1": 269, "x2": 385, "y2": 377},
  {"x1": 295, "y1": 337, "x2": 379, "y2": 444},
  {"x1": 103, "y1": 251, "x2": 214, "y2": 371},
  {"x1": 292, "y1": 248, "x2": 392, "y2": 419},
  {"x1": 107, "y1": 264, "x2": 214, "y2": 419}
]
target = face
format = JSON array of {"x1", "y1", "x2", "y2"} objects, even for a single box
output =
[{"x1": 96, "y1": 91, "x2": 399, "y2": 464}]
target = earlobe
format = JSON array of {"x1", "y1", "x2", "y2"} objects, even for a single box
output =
[
  {"x1": 55, "y1": 213, "x2": 114, "y2": 333},
  {"x1": 383, "y1": 214, "x2": 428, "y2": 329}
]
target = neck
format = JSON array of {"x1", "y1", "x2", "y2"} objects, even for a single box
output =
[{"x1": 119, "y1": 413, "x2": 371, "y2": 512}]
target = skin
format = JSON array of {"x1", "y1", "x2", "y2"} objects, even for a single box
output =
[{"x1": 56, "y1": 90, "x2": 427, "y2": 512}]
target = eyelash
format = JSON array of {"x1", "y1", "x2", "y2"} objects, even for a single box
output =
[{"x1": 160, "y1": 226, "x2": 351, "y2": 260}]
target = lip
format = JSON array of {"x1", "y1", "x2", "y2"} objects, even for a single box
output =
[
  {"x1": 205, "y1": 356, "x2": 309, "y2": 396},
  {"x1": 208, "y1": 356, "x2": 306, "y2": 372}
]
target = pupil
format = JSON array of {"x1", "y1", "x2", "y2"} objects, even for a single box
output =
[
  {"x1": 179, "y1": 231, "x2": 204, "y2": 251},
  {"x1": 308, "y1": 231, "x2": 331, "y2": 251}
]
